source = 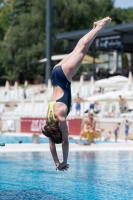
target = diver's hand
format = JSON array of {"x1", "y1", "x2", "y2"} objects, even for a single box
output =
[
  {"x1": 56, "y1": 162, "x2": 69, "y2": 171},
  {"x1": 55, "y1": 162, "x2": 60, "y2": 170}
]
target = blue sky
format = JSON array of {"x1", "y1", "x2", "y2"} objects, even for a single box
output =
[{"x1": 114, "y1": 0, "x2": 133, "y2": 8}]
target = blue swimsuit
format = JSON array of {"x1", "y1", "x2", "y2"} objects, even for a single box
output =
[
  {"x1": 51, "y1": 66, "x2": 71, "y2": 116},
  {"x1": 125, "y1": 125, "x2": 129, "y2": 134}
]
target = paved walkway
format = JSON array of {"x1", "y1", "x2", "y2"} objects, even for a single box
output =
[{"x1": 0, "y1": 141, "x2": 133, "y2": 152}]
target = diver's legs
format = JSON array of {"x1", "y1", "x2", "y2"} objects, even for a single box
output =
[{"x1": 56, "y1": 17, "x2": 112, "y2": 82}]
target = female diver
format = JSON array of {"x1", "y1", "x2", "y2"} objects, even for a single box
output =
[{"x1": 42, "y1": 17, "x2": 112, "y2": 171}]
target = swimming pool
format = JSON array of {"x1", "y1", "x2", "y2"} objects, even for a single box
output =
[
  {"x1": 0, "y1": 134, "x2": 49, "y2": 144},
  {"x1": 0, "y1": 134, "x2": 77, "y2": 144},
  {"x1": 0, "y1": 151, "x2": 133, "y2": 200},
  {"x1": 0, "y1": 134, "x2": 113, "y2": 144}
]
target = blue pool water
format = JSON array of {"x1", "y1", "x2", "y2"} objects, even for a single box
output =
[
  {"x1": 0, "y1": 151, "x2": 133, "y2": 200},
  {"x1": 0, "y1": 134, "x2": 77, "y2": 144},
  {"x1": 0, "y1": 134, "x2": 49, "y2": 144},
  {"x1": 0, "y1": 134, "x2": 113, "y2": 144}
]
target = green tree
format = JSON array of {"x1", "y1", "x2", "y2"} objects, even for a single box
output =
[
  {"x1": 96, "y1": 0, "x2": 115, "y2": 19},
  {"x1": 0, "y1": 0, "x2": 14, "y2": 40},
  {"x1": 52, "y1": 0, "x2": 115, "y2": 55},
  {"x1": 3, "y1": 0, "x2": 46, "y2": 83},
  {"x1": 111, "y1": 7, "x2": 133, "y2": 25},
  {"x1": 1, "y1": 0, "x2": 133, "y2": 83},
  {"x1": 0, "y1": 0, "x2": 14, "y2": 80}
]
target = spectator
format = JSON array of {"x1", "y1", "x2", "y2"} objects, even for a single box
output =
[
  {"x1": 89, "y1": 101, "x2": 100, "y2": 114},
  {"x1": 94, "y1": 101, "x2": 100, "y2": 114},
  {"x1": 76, "y1": 113, "x2": 104, "y2": 144},
  {"x1": 84, "y1": 101, "x2": 100, "y2": 114},
  {"x1": 75, "y1": 93, "x2": 83, "y2": 116},
  {"x1": 98, "y1": 87, "x2": 104, "y2": 94},
  {"x1": 76, "y1": 113, "x2": 96, "y2": 144},
  {"x1": 95, "y1": 128, "x2": 104, "y2": 140},
  {"x1": 104, "y1": 131, "x2": 111, "y2": 141},
  {"x1": 124, "y1": 120, "x2": 132, "y2": 143},
  {"x1": 119, "y1": 95, "x2": 126, "y2": 113},
  {"x1": 114, "y1": 123, "x2": 121, "y2": 142}
]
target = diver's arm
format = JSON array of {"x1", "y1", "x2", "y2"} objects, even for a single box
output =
[
  {"x1": 49, "y1": 138, "x2": 60, "y2": 166},
  {"x1": 59, "y1": 117, "x2": 69, "y2": 165}
]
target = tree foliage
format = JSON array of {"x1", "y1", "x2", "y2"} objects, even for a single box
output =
[
  {"x1": 0, "y1": 0, "x2": 132, "y2": 83},
  {"x1": 2, "y1": 0, "x2": 46, "y2": 83}
]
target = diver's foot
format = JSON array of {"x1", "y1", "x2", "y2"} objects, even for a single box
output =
[{"x1": 93, "y1": 17, "x2": 112, "y2": 30}]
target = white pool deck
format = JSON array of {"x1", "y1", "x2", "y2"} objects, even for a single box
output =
[{"x1": 1, "y1": 140, "x2": 133, "y2": 152}]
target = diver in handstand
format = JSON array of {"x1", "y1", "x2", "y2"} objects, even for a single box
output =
[{"x1": 42, "y1": 17, "x2": 112, "y2": 171}]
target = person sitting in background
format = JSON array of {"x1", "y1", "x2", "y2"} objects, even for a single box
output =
[
  {"x1": 119, "y1": 96, "x2": 126, "y2": 113},
  {"x1": 98, "y1": 87, "x2": 104, "y2": 93},
  {"x1": 76, "y1": 113, "x2": 96, "y2": 144},
  {"x1": 95, "y1": 128, "x2": 104, "y2": 140},
  {"x1": 89, "y1": 101, "x2": 100, "y2": 114},
  {"x1": 94, "y1": 101, "x2": 100, "y2": 114},
  {"x1": 76, "y1": 113, "x2": 104, "y2": 144},
  {"x1": 104, "y1": 131, "x2": 111, "y2": 141}
]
